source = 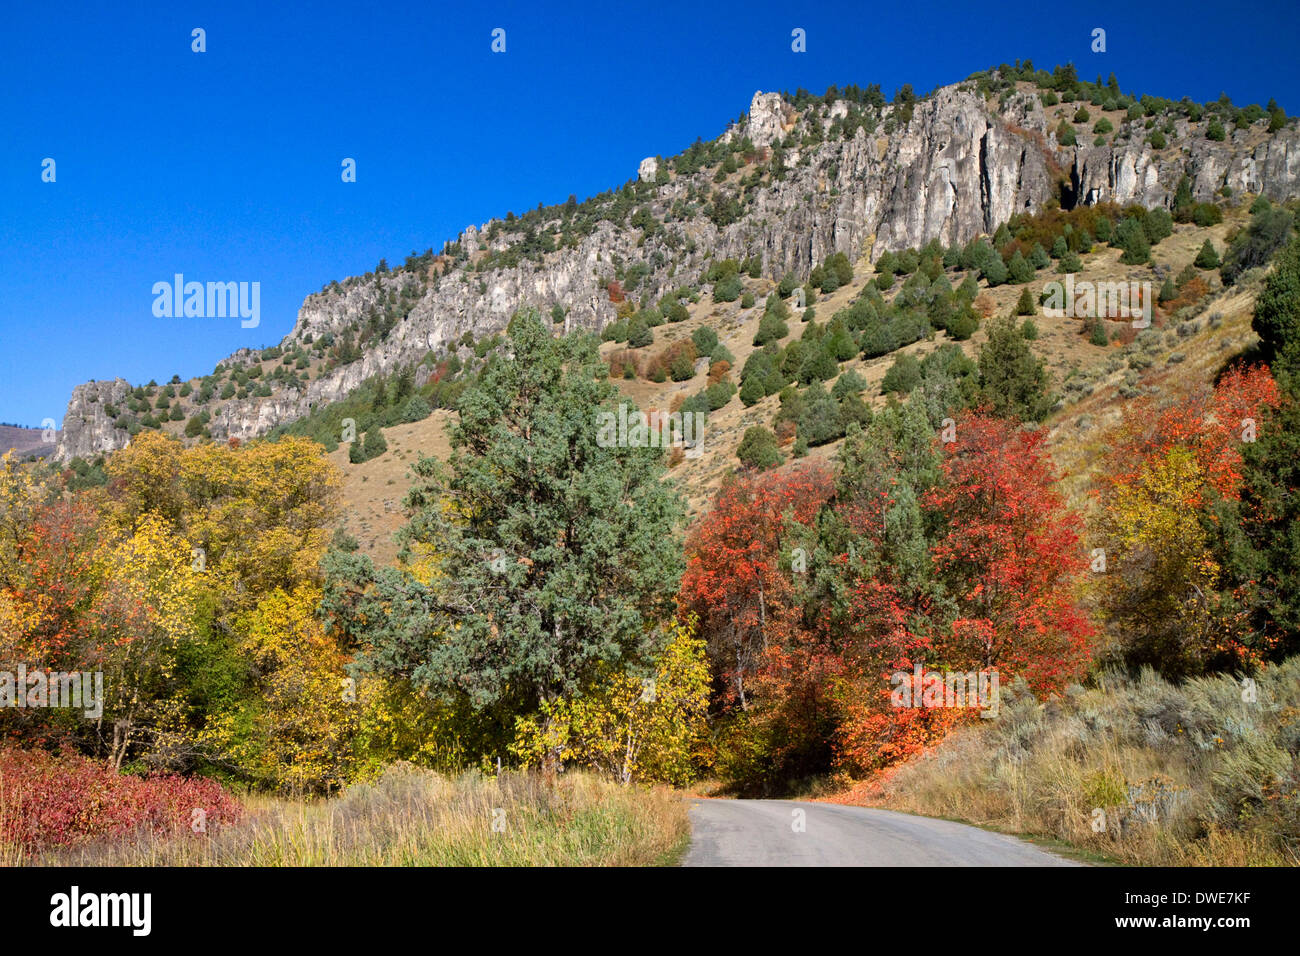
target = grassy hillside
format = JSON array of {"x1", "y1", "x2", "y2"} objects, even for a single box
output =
[
  {"x1": 830, "y1": 656, "x2": 1300, "y2": 866},
  {"x1": 332, "y1": 206, "x2": 1255, "y2": 559}
]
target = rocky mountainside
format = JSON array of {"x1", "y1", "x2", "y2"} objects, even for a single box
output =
[{"x1": 55, "y1": 66, "x2": 1300, "y2": 463}]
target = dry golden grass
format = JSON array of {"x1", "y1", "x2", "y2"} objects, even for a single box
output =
[{"x1": 34, "y1": 765, "x2": 689, "y2": 867}]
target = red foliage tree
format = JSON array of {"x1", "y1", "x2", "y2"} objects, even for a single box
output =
[
  {"x1": 679, "y1": 463, "x2": 834, "y2": 709},
  {"x1": 924, "y1": 411, "x2": 1095, "y2": 693}
]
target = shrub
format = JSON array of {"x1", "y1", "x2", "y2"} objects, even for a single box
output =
[
  {"x1": 880, "y1": 353, "x2": 922, "y2": 394},
  {"x1": 753, "y1": 312, "x2": 789, "y2": 346},
  {"x1": 739, "y1": 374, "x2": 766, "y2": 407},
  {"x1": 691, "y1": 326, "x2": 719, "y2": 355},
  {"x1": 703, "y1": 380, "x2": 736, "y2": 410},
  {"x1": 627, "y1": 318, "x2": 653, "y2": 349},
  {"x1": 713, "y1": 275, "x2": 742, "y2": 302},
  {"x1": 361, "y1": 428, "x2": 388, "y2": 461},
  {"x1": 947, "y1": 310, "x2": 979, "y2": 341},
  {"x1": 1142, "y1": 207, "x2": 1174, "y2": 244},
  {"x1": 1220, "y1": 206, "x2": 1295, "y2": 285},
  {"x1": 0, "y1": 747, "x2": 242, "y2": 856},
  {"x1": 669, "y1": 350, "x2": 696, "y2": 382},
  {"x1": 798, "y1": 345, "x2": 840, "y2": 384},
  {"x1": 402, "y1": 395, "x2": 433, "y2": 422},
  {"x1": 982, "y1": 256, "x2": 1009, "y2": 286},
  {"x1": 1008, "y1": 251, "x2": 1035, "y2": 284},
  {"x1": 826, "y1": 251, "x2": 854, "y2": 286},
  {"x1": 1192, "y1": 203, "x2": 1223, "y2": 227},
  {"x1": 735, "y1": 426, "x2": 784, "y2": 470},
  {"x1": 1015, "y1": 286, "x2": 1037, "y2": 316},
  {"x1": 1114, "y1": 217, "x2": 1151, "y2": 264},
  {"x1": 1194, "y1": 239, "x2": 1221, "y2": 269}
]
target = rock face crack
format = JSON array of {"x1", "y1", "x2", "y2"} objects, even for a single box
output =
[{"x1": 979, "y1": 125, "x2": 994, "y2": 232}]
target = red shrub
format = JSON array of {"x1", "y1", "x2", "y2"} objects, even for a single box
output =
[{"x1": 0, "y1": 747, "x2": 243, "y2": 855}]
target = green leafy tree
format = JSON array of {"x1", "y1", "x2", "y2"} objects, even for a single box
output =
[
  {"x1": 977, "y1": 316, "x2": 1053, "y2": 422},
  {"x1": 1252, "y1": 237, "x2": 1300, "y2": 385},
  {"x1": 1015, "y1": 286, "x2": 1037, "y2": 316},
  {"x1": 735, "y1": 426, "x2": 784, "y2": 470},
  {"x1": 1114, "y1": 217, "x2": 1150, "y2": 264},
  {"x1": 323, "y1": 312, "x2": 684, "y2": 771}
]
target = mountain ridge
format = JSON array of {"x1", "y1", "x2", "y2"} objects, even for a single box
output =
[{"x1": 51, "y1": 65, "x2": 1300, "y2": 463}]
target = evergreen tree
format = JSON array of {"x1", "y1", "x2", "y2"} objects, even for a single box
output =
[
  {"x1": 1114, "y1": 217, "x2": 1150, "y2": 264},
  {"x1": 322, "y1": 312, "x2": 684, "y2": 770},
  {"x1": 362, "y1": 427, "x2": 388, "y2": 460},
  {"x1": 977, "y1": 316, "x2": 1053, "y2": 422},
  {"x1": 627, "y1": 317, "x2": 653, "y2": 349},
  {"x1": 735, "y1": 426, "x2": 784, "y2": 470},
  {"x1": 1252, "y1": 237, "x2": 1300, "y2": 386},
  {"x1": 881, "y1": 353, "x2": 922, "y2": 394},
  {"x1": 1008, "y1": 251, "x2": 1035, "y2": 284},
  {"x1": 1015, "y1": 286, "x2": 1037, "y2": 316}
]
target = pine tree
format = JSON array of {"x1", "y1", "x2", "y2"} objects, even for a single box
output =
[
  {"x1": 736, "y1": 426, "x2": 784, "y2": 470},
  {"x1": 977, "y1": 316, "x2": 1053, "y2": 422},
  {"x1": 1252, "y1": 237, "x2": 1300, "y2": 386},
  {"x1": 1008, "y1": 251, "x2": 1035, "y2": 284},
  {"x1": 322, "y1": 311, "x2": 684, "y2": 772},
  {"x1": 1015, "y1": 286, "x2": 1037, "y2": 316}
]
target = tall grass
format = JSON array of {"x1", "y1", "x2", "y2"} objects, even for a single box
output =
[
  {"x1": 838, "y1": 656, "x2": 1300, "y2": 865},
  {"x1": 35, "y1": 763, "x2": 688, "y2": 867}
]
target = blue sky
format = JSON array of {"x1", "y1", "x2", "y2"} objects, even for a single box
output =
[{"x1": 2, "y1": 0, "x2": 1297, "y2": 427}]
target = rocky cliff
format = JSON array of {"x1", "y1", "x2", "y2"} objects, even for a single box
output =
[{"x1": 55, "y1": 72, "x2": 1300, "y2": 462}]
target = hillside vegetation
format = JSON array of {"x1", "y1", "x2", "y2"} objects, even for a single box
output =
[{"x1": 5, "y1": 63, "x2": 1299, "y2": 866}]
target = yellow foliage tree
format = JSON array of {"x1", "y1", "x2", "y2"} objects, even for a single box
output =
[
  {"x1": 199, "y1": 585, "x2": 357, "y2": 794},
  {"x1": 180, "y1": 437, "x2": 341, "y2": 603},
  {"x1": 92, "y1": 514, "x2": 203, "y2": 768},
  {"x1": 512, "y1": 617, "x2": 709, "y2": 785},
  {"x1": 1101, "y1": 446, "x2": 1222, "y2": 673}
]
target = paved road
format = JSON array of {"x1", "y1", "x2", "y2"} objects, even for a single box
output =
[{"x1": 683, "y1": 799, "x2": 1080, "y2": 866}]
